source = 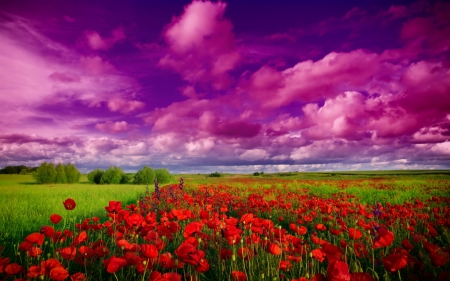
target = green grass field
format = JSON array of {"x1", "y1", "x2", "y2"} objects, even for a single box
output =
[
  {"x1": 0, "y1": 174, "x2": 150, "y2": 254},
  {"x1": 0, "y1": 171, "x2": 449, "y2": 280},
  {"x1": 1, "y1": 172, "x2": 449, "y2": 255}
]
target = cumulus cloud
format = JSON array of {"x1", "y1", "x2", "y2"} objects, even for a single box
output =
[
  {"x1": 81, "y1": 27, "x2": 126, "y2": 50},
  {"x1": 159, "y1": 0, "x2": 240, "y2": 89},
  {"x1": 95, "y1": 121, "x2": 136, "y2": 134},
  {"x1": 107, "y1": 98, "x2": 145, "y2": 114}
]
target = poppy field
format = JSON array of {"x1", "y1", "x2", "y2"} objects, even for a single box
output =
[{"x1": 0, "y1": 172, "x2": 449, "y2": 281}]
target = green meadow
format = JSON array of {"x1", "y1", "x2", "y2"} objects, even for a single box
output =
[
  {"x1": 0, "y1": 174, "x2": 149, "y2": 255},
  {"x1": 1, "y1": 171, "x2": 449, "y2": 256}
]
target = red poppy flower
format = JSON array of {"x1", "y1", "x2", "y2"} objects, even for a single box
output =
[
  {"x1": 41, "y1": 259, "x2": 62, "y2": 276},
  {"x1": 326, "y1": 260, "x2": 351, "y2": 281},
  {"x1": 78, "y1": 246, "x2": 96, "y2": 259},
  {"x1": 25, "y1": 232, "x2": 45, "y2": 245},
  {"x1": 231, "y1": 270, "x2": 247, "y2": 281},
  {"x1": 373, "y1": 228, "x2": 394, "y2": 249},
  {"x1": 50, "y1": 214, "x2": 63, "y2": 224},
  {"x1": 103, "y1": 256, "x2": 128, "y2": 273},
  {"x1": 63, "y1": 198, "x2": 76, "y2": 210},
  {"x1": 315, "y1": 223, "x2": 327, "y2": 231},
  {"x1": 59, "y1": 246, "x2": 77, "y2": 260},
  {"x1": 183, "y1": 221, "x2": 203, "y2": 238},
  {"x1": 149, "y1": 271, "x2": 182, "y2": 281},
  {"x1": 382, "y1": 253, "x2": 408, "y2": 272},
  {"x1": 348, "y1": 228, "x2": 362, "y2": 240},
  {"x1": 195, "y1": 258, "x2": 210, "y2": 273},
  {"x1": 220, "y1": 249, "x2": 232, "y2": 260},
  {"x1": 350, "y1": 272, "x2": 376, "y2": 281},
  {"x1": 41, "y1": 226, "x2": 55, "y2": 238},
  {"x1": 312, "y1": 248, "x2": 326, "y2": 263},
  {"x1": 27, "y1": 246, "x2": 43, "y2": 257},
  {"x1": 141, "y1": 244, "x2": 159, "y2": 259},
  {"x1": 268, "y1": 243, "x2": 282, "y2": 255},
  {"x1": 70, "y1": 272, "x2": 86, "y2": 281},
  {"x1": 401, "y1": 238, "x2": 414, "y2": 251},
  {"x1": 50, "y1": 266, "x2": 69, "y2": 281},
  {"x1": 26, "y1": 265, "x2": 43, "y2": 278},
  {"x1": 279, "y1": 260, "x2": 292, "y2": 271},
  {"x1": 5, "y1": 263, "x2": 24, "y2": 275},
  {"x1": 105, "y1": 201, "x2": 122, "y2": 213},
  {"x1": 430, "y1": 251, "x2": 449, "y2": 267}
]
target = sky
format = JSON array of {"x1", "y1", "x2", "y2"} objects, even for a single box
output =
[{"x1": 0, "y1": 0, "x2": 450, "y2": 174}]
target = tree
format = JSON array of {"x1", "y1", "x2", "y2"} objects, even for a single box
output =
[
  {"x1": 134, "y1": 166, "x2": 156, "y2": 185},
  {"x1": 87, "y1": 169, "x2": 104, "y2": 184},
  {"x1": 55, "y1": 163, "x2": 68, "y2": 183},
  {"x1": 155, "y1": 168, "x2": 172, "y2": 184},
  {"x1": 100, "y1": 166, "x2": 124, "y2": 184},
  {"x1": 33, "y1": 162, "x2": 57, "y2": 184},
  {"x1": 208, "y1": 171, "x2": 221, "y2": 177},
  {"x1": 19, "y1": 168, "x2": 28, "y2": 175},
  {"x1": 65, "y1": 163, "x2": 80, "y2": 183}
]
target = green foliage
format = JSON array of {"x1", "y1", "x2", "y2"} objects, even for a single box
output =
[
  {"x1": 65, "y1": 163, "x2": 81, "y2": 183},
  {"x1": 0, "y1": 165, "x2": 35, "y2": 174},
  {"x1": 208, "y1": 171, "x2": 221, "y2": 177},
  {"x1": 55, "y1": 163, "x2": 68, "y2": 183},
  {"x1": 19, "y1": 169, "x2": 28, "y2": 175},
  {"x1": 155, "y1": 168, "x2": 172, "y2": 184},
  {"x1": 253, "y1": 171, "x2": 264, "y2": 176},
  {"x1": 100, "y1": 166, "x2": 124, "y2": 184},
  {"x1": 87, "y1": 169, "x2": 104, "y2": 184},
  {"x1": 134, "y1": 166, "x2": 156, "y2": 185},
  {"x1": 120, "y1": 173, "x2": 133, "y2": 184},
  {"x1": 33, "y1": 162, "x2": 57, "y2": 184}
]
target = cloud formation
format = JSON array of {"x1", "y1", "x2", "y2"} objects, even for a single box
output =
[{"x1": 0, "y1": 1, "x2": 449, "y2": 173}]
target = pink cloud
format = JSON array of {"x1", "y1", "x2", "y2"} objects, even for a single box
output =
[
  {"x1": 82, "y1": 27, "x2": 126, "y2": 50},
  {"x1": 385, "y1": 5, "x2": 408, "y2": 19},
  {"x1": 159, "y1": 1, "x2": 240, "y2": 89},
  {"x1": 95, "y1": 121, "x2": 134, "y2": 134},
  {"x1": 107, "y1": 98, "x2": 145, "y2": 114},
  {"x1": 243, "y1": 50, "x2": 383, "y2": 108},
  {"x1": 48, "y1": 72, "x2": 81, "y2": 83}
]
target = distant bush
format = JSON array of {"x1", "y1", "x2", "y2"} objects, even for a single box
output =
[
  {"x1": 120, "y1": 173, "x2": 133, "y2": 184},
  {"x1": 33, "y1": 162, "x2": 80, "y2": 184},
  {"x1": 87, "y1": 169, "x2": 104, "y2": 184},
  {"x1": 33, "y1": 162, "x2": 57, "y2": 184},
  {"x1": 100, "y1": 166, "x2": 125, "y2": 184},
  {"x1": 134, "y1": 166, "x2": 156, "y2": 185},
  {"x1": 155, "y1": 168, "x2": 172, "y2": 184},
  {"x1": 65, "y1": 163, "x2": 81, "y2": 183},
  {"x1": 0, "y1": 165, "x2": 37, "y2": 174},
  {"x1": 253, "y1": 171, "x2": 264, "y2": 176},
  {"x1": 55, "y1": 163, "x2": 68, "y2": 183},
  {"x1": 208, "y1": 171, "x2": 221, "y2": 177}
]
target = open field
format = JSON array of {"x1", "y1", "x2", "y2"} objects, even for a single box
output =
[{"x1": 0, "y1": 172, "x2": 449, "y2": 280}]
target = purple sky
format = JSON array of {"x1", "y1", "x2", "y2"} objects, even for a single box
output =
[{"x1": 1, "y1": 0, "x2": 450, "y2": 173}]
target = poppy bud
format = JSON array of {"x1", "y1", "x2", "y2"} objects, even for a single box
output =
[
  {"x1": 232, "y1": 254, "x2": 236, "y2": 261},
  {"x1": 261, "y1": 273, "x2": 265, "y2": 279},
  {"x1": 143, "y1": 260, "x2": 147, "y2": 265},
  {"x1": 309, "y1": 252, "x2": 313, "y2": 258},
  {"x1": 40, "y1": 276, "x2": 44, "y2": 280},
  {"x1": 305, "y1": 273, "x2": 310, "y2": 278},
  {"x1": 198, "y1": 237, "x2": 202, "y2": 243}
]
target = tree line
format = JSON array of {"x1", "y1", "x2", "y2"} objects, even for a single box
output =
[
  {"x1": 0, "y1": 165, "x2": 38, "y2": 174},
  {"x1": 87, "y1": 166, "x2": 172, "y2": 185},
  {"x1": 30, "y1": 162, "x2": 172, "y2": 185}
]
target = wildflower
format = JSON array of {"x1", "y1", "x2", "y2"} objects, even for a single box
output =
[
  {"x1": 326, "y1": 260, "x2": 351, "y2": 281},
  {"x1": 49, "y1": 266, "x2": 69, "y2": 281},
  {"x1": 63, "y1": 198, "x2": 76, "y2": 210},
  {"x1": 382, "y1": 253, "x2": 408, "y2": 272},
  {"x1": 231, "y1": 270, "x2": 247, "y2": 281},
  {"x1": 105, "y1": 201, "x2": 122, "y2": 213},
  {"x1": 372, "y1": 228, "x2": 394, "y2": 249},
  {"x1": 50, "y1": 214, "x2": 63, "y2": 224}
]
